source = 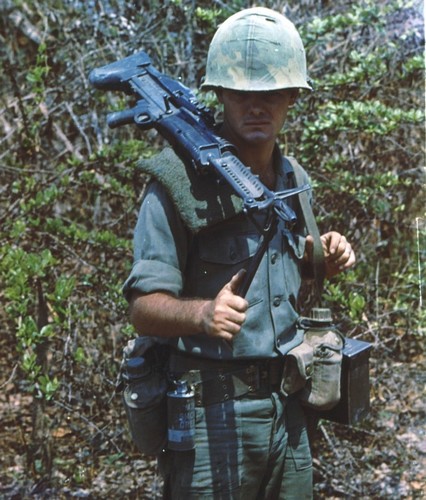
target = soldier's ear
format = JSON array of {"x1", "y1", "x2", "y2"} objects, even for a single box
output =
[
  {"x1": 215, "y1": 89, "x2": 224, "y2": 103},
  {"x1": 289, "y1": 89, "x2": 299, "y2": 106}
]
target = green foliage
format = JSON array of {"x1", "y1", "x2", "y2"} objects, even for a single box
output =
[
  {"x1": 324, "y1": 275, "x2": 367, "y2": 324},
  {"x1": 1, "y1": 246, "x2": 63, "y2": 398},
  {"x1": 26, "y1": 43, "x2": 50, "y2": 94},
  {"x1": 195, "y1": 6, "x2": 223, "y2": 24},
  {"x1": 304, "y1": 101, "x2": 422, "y2": 136},
  {"x1": 37, "y1": 374, "x2": 60, "y2": 400},
  {"x1": 285, "y1": 0, "x2": 425, "y2": 349}
]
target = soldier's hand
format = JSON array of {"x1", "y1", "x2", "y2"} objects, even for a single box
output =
[
  {"x1": 201, "y1": 270, "x2": 248, "y2": 341},
  {"x1": 305, "y1": 232, "x2": 356, "y2": 279},
  {"x1": 319, "y1": 232, "x2": 356, "y2": 278}
]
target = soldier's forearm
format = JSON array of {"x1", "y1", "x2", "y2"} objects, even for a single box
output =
[{"x1": 129, "y1": 291, "x2": 209, "y2": 338}]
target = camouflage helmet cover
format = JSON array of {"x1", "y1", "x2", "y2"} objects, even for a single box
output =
[{"x1": 201, "y1": 7, "x2": 311, "y2": 91}]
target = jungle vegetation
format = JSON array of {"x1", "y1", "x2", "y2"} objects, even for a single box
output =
[{"x1": 0, "y1": 0, "x2": 424, "y2": 497}]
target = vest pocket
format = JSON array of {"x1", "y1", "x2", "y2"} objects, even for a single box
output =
[
  {"x1": 199, "y1": 232, "x2": 259, "y2": 265},
  {"x1": 191, "y1": 232, "x2": 259, "y2": 297}
]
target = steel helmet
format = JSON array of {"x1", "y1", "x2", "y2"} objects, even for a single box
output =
[{"x1": 201, "y1": 7, "x2": 311, "y2": 92}]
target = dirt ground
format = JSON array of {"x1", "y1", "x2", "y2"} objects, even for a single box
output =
[{"x1": 0, "y1": 352, "x2": 424, "y2": 499}]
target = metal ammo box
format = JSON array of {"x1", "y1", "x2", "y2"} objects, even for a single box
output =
[{"x1": 319, "y1": 337, "x2": 373, "y2": 426}]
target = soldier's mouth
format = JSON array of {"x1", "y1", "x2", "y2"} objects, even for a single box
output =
[{"x1": 244, "y1": 120, "x2": 270, "y2": 126}]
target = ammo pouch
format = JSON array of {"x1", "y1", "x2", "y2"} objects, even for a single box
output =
[
  {"x1": 121, "y1": 337, "x2": 169, "y2": 455},
  {"x1": 281, "y1": 308, "x2": 344, "y2": 411}
]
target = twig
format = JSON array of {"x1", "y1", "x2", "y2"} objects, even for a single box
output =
[
  {"x1": 53, "y1": 121, "x2": 83, "y2": 161},
  {"x1": 319, "y1": 423, "x2": 342, "y2": 459},
  {"x1": 43, "y1": 232, "x2": 98, "y2": 272},
  {"x1": 211, "y1": 0, "x2": 234, "y2": 12},
  {"x1": 375, "y1": 259, "x2": 380, "y2": 327},
  {"x1": 53, "y1": 399, "x2": 123, "y2": 454},
  {"x1": 65, "y1": 102, "x2": 92, "y2": 157},
  {"x1": 0, "y1": 363, "x2": 18, "y2": 389},
  {"x1": 8, "y1": 9, "x2": 41, "y2": 45},
  {"x1": 416, "y1": 217, "x2": 424, "y2": 311}
]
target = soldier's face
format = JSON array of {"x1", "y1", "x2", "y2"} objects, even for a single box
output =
[{"x1": 217, "y1": 88, "x2": 297, "y2": 148}]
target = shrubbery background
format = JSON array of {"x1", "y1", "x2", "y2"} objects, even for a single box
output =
[{"x1": 0, "y1": 0, "x2": 424, "y2": 497}]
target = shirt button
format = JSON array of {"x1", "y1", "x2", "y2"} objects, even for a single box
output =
[
  {"x1": 271, "y1": 253, "x2": 277, "y2": 264},
  {"x1": 273, "y1": 297, "x2": 281, "y2": 307}
]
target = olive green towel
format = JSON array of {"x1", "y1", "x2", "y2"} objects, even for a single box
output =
[{"x1": 137, "y1": 148, "x2": 243, "y2": 233}]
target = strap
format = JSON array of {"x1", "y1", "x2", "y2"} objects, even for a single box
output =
[{"x1": 286, "y1": 157, "x2": 326, "y2": 298}]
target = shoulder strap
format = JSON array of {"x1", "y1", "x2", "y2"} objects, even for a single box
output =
[{"x1": 286, "y1": 157, "x2": 326, "y2": 297}]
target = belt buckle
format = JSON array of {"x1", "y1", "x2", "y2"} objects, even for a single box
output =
[{"x1": 246, "y1": 364, "x2": 261, "y2": 394}]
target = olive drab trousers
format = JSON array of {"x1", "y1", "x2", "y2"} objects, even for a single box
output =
[{"x1": 159, "y1": 394, "x2": 313, "y2": 499}]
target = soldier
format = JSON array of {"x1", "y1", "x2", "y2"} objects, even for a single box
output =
[{"x1": 123, "y1": 7, "x2": 355, "y2": 499}]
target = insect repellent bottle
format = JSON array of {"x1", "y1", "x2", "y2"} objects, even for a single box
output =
[{"x1": 167, "y1": 379, "x2": 195, "y2": 451}]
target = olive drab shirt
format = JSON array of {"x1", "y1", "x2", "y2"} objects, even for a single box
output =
[{"x1": 123, "y1": 150, "x2": 311, "y2": 360}]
